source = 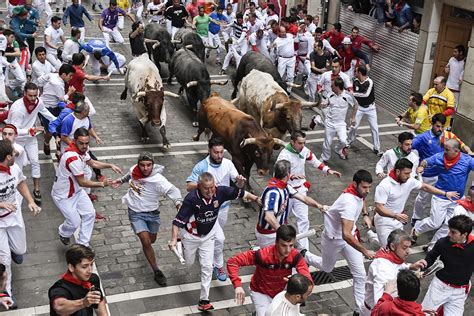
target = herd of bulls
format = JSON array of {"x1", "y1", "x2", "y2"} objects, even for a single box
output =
[{"x1": 120, "y1": 26, "x2": 319, "y2": 183}]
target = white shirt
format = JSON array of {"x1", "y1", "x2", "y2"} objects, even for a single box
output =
[
  {"x1": 374, "y1": 176, "x2": 422, "y2": 223},
  {"x1": 296, "y1": 31, "x2": 313, "y2": 56},
  {"x1": 245, "y1": 19, "x2": 264, "y2": 35},
  {"x1": 37, "y1": 73, "x2": 66, "y2": 108},
  {"x1": 243, "y1": 9, "x2": 263, "y2": 21},
  {"x1": 31, "y1": 60, "x2": 55, "y2": 85},
  {"x1": 274, "y1": 34, "x2": 295, "y2": 58},
  {"x1": 13, "y1": 143, "x2": 28, "y2": 171},
  {"x1": 325, "y1": 91, "x2": 355, "y2": 126},
  {"x1": 307, "y1": 22, "x2": 317, "y2": 34},
  {"x1": 265, "y1": 291, "x2": 302, "y2": 316},
  {"x1": 44, "y1": 26, "x2": 64, "y2": 55},
  {"x1": 265, "y1": 13, "x2": 279, "y2": 25},
  {"x1": 0, "y1": 164, "x2": 26, "y2": 228},
  {"x1": 248, "y1": 32, "x2": 270, "y2": 58},
  {"x1": 6, "y1": 98, "x2": 56, "y2": 140},
  {"x1": 375, "y1": 149, "x2": 419, "y2": 177},
  {"x1": 147, "y1": 2, "x2": 165, "y2": 22},
  {"x1": 62, "y1": 39, "x2": 81, "y2": 63},
  {"x1": 365, "y1": 258, "x2": 410, "y2": 309},
  {"x1": 318, "y1": 70, "x2": 352, "y2": 97},
  {"x1": 52, "y1": 150, "x2": 91, "y2": 199},
  {"x1": 446, "y1": 57, "x2": 465, "y2": 91},
  {"x1": 324, "y1": 190, "x2": 364, "y2": 239},
  {"x1": 453, "y1": 204, "x2": 474, "y2": 220}
]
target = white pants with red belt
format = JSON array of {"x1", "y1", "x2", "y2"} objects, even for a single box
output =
[
  {"x1": 422, "y1": 276, "x2": 469, "y2": 316},
  {"x1": 374, "y1": 214, "x2": 404, "y2": 248},
  {"x1": 321, "y1": 122, "x2": 348, "y2": 162},
  {"x1": 414, "y1": 195, "x2": 457, "y2": 236},
  {"x1": 16, "y1": 137, "x2": 40, "y2": 179},
  {"x1": 250, "y1": 289, "x2": 273, "y2": 316},
  {"x1": 277, "y1": 56, "x2": 296, "y2": 92},
  {"x1": 182, "y1": 229, "x2": 215, "y2": 301},
  {"x1": 255, "y1": 228, "x2": 276, "y2": 249},
  {"x1": 412, "y1": 176, "x2": 438, "y2": 220},
  {"x1": 53, "y1": 189, "x2": 96, "y2": 246}
]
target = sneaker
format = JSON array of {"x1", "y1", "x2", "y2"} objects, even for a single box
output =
[
  {"x1": 154, "y1": 269, "x2": 167, "y2": 286},
  {"x1": 309, "y1": 115, "x2": 317, "y2": 130},
  {"x1": 10, "y1": 294, "x2": 17, "y2": 310},
  {"x1": 59, "y1": 234, "x2": 70, "y2": 246},
  {"x1": 198, "y1": 300, "x2": 214, "y2": 311},
  {"x1": 373, "y1": 149, "x2": 382, "y2": 157},
  {"x1": 92, "y1": 3, "x2": 96, "y2": 10},
  {"x1": 88, "y1": 194, "x2": 98, "y2": 202},
  {"x1": 337, "y1": 147, "x2": 348, "y2": 160},
  {"x1": 11, "y1": 252, "x2": 23, "y2": 264},
  {"x1": 410, "y1": 228, "x2": 418, "y2": 244},
  {"x1": 96, "y1": 174, "x2": 105, "y2": 182},
  {"x1": 33, "y1": 190, "x2": 41, "y2": 204},
  {"x1": 43, "y1": 141, "x2": 51, "y2": 156},
  {"x1": 213, "y1": 266, "x2": 227, "y2": 281}
]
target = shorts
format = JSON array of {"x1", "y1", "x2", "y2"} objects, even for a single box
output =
[{"x1": 128, "y1": 208, "x2": 160, "y2": 234}]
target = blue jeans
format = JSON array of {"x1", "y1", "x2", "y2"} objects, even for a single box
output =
[{"x1": 128, "y1": 208, "x2": 161, "y2": 234}]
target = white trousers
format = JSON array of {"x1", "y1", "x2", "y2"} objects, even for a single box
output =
[
  {"x1": 46, "y1": 53, "x2": 62, "y2": 71},
  {"x1": 347, "y1": 104, "x2": 380, "y2": 151},
  {"x1": 295, "y1": 56, "x2": 310, "y2": 77},
  {"x1": 0, "y1": 78, "x2": 9, "y2": 102},
  {"x1": 102, "y1": 26, "x2": 124, "y2": 47},
  {"x1": 414, "y1": 195, "x2": 456, "y2": 235},
  {"x1": 5, "y1": 61, "x2": 26, "y2": 91},
  {"x1": 78, "y1": 26, "x2": 86, "y2": 42},
  {"x1": 34, "y1": 0, "x2": 53, "y2": 26},
  {"x1": 422, "y1": 276, "x2": 469, "y2": 316},
  {"x1": 321, "y1": 123, "x2": 348, "y2": 162},
  {"x1": 208, "y1": 32, "x2": 224, "y2": 60},
  {"x1": 277, "y1": 56, "x2": 296, "y2": 91},
  {"x1": 131, "y1": 5, "x2": 144, "y2": 22},
  {"x1": 304, "y1": 73, "x2": 321, "y2": 102},
  {"x1": 250, "y1": 289, "x2": 273, "y2": 316},
  {"x1": 374, "y1": 214, "x2": 403, "y2": 248},
  {"x1": 53, "y1": 189, "x2": 96, "y2": 246},
  {"x1": 0, "y1": 223, "x2": 26, "y2": 295},
  {"x1": 107, "y1": 53, "x2": 127, "y2": 75},
  {"x1": 213, "y1": 205, "x2": 229, "y2": 269},
  {"x1": 222, "y1": 43, "x2": 244, "y2": 71},
  {"x1": 289, "y1": 193, "x2": 310, "y2": 250},
  {"x1": 412, "y1": 176, "x2": 438, "y2": 220},
  {"x1": 118, "y1": 16, "x2": 125, "y2": 30},
  {"x1": 305, "y1": 233, "x2": 366, "y2": 313},
  {"x1": 255, "y1": 228, "x2": 276, "y2": 248},
  {"x1": 182, "y1": 229, "x2": 215, "y2": 301},
  {"x1": 16, "y1": 137, "x2": 40, "y2": 178}
]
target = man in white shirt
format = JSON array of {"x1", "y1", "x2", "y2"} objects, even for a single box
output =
[
  {"x1": 374, "y1": 158, "x2": 458, "y2": 247},
  {"x1": 245, "y1": 13, "x2": 264, "y2": 35},
  {"x1": 6, "y1": 83, "x2": 56, "y2": 204},
  {"x1": 444, "y1": 44, "x2": 465, "y2": 106},
  {"x1": 185, "y1": 137, "x2": 246, "y2": 282},
  {"x1": 0, "y1": 139, "x2": 41, "y2": 299},
  {"x1": 243, "y1": 2, "x2": 263, "y2": 21},
  {"x1": 112, "y1": 152, "x2": 182, "y2": 286},
  {"x1": 265, "y1": 274, "x2": 313, "y2": 316},
  {"x1": 304, "y1": 170, "x2": 375, "y2": 314},
  {"x1": 361, "y1": 229, "x2": 426, "y2": 315},
  {"x1": 61, "y1": 28, "x2": 82, "y2": 64},
  {"x1": 52, "y1": 127, "x2": 121, "y2": 246},
  {"x1": 222, "y1": 3, "x2": 236, "y2": 46},
  {"x1": 276, "y1": 130, "x2": 341, "y2": 251},
  {"x1": 319, "y1": 77, "x2": 357, "y2": 162},
  {"x1": 31, "y1": 47, "x2": 56, "y2": 86},
  {"x1": 0, "y1": 33, "x2": 9, "y2": 103},
  {"x1": 44, "y1": 16, "x2": 66, "y2": 70},
  {"x1": 220, "y1": 12, "x2": 248, "y2": 74},
  {"x1": 264, "y1": 4, "x2": 278, "y2": 25},
  {"x1": 1, "y1": 124, "x2": 28, "y2": 171},
  {"x1": 271, "y1": 26, "x2": 296, "y2": 93},
  {"x1": 305, "y1": 15, "x2": 317, "y2": 35},
  {"x1": 375, "y1": 132, "x2": 419, "y2": 178},
  {"x1": 294, "y1": 23, "x2": 313, "y2": 79},
  {"x1": 248, "y1": 27, "x2": 270, "y2": 59}
]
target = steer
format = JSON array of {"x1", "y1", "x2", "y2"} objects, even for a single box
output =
[
  {"x1": 235, "y1": 69, "x2": 318, "y2": 139},
  {"x1": 120, "y1": 54, "x2": 179, "y2": 147},
  {"x1": 168, "y1": 47, "x2": 227, "y2": 125},
  {"x1": 144, "y1": 23, "x2": 174, "y2": 74},
  {"x1": 171, "y1": 28, "x2": 217, "y2": 62},
  {"x1": 231, "y1": 51, "x2": 300, "y2": 99},
  {"x1": 193, "y1": 93, "x2": 285, "y2": 183}
]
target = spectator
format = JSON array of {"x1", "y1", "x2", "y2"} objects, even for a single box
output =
[
  {"x1": 444, "y1": 44, "x2": 466, "y2": 107},
  {"x1": 386, "y1": 0, "x2": 413, "y2": 33},
  {"x1": 347, "y1": 0, "x2": 373, "y2": 15},
  {"x1": 349, "y1": 26, "x2": 379, "y2": 70}
]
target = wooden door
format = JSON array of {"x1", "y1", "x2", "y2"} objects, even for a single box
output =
[{"x1": 432, "y1": 5, "x2": 472, "y2": 80}]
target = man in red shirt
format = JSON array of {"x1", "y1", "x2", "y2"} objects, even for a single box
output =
[
  {"x1": 349, "y1": 26, "x2": 379, "y2": 70},
  {"x1": 322, "y1": 22, "x2": 345, "y2": 49},
  {"x1": 227, "y1": 225, "x2": 312, "y2": 316},
  {"x1": 68, "y1": 52, "x2": 109, "y2": 94}
]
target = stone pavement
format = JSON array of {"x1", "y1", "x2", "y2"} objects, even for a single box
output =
[{"x1": 1, "y1": 2, "x2": 474, "y2": 315}]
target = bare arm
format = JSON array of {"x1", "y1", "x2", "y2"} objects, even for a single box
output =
[
  {"x1": 293, "y1": 193, "x2": 325, "y2": 210},
  {"x1": 341, "y1": 218, "x2": 375, "y2": 258},
  {"x1": 75, "y1": 174, "x2": 108, "y2": 189},
  {"x1": 45, "y1": 35, "x2": 59, "y2": 50},
  {"x1": 374, "y1": 202, "x2": 408, "y2": 224},
  {"x1": 264, "y1": 212, "x2": 280, "y2": 230},
  {"x1": 421, "y1": 183, "x2": 459, "y2": 200}
]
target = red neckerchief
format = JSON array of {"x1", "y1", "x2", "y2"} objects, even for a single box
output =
[
  {"x1": 395, "y1": 2, "x2": 403, "y2": 12},
  {"x1": 388, "y1": 169, "x2": 401, "y2": 183},
  {"x1": 456, "y1": 199, "x2": 474, "y2": 212},
  {"x1": 374, "y1": 247, "x2": 404, "y2": 264},
  {"x1": 444, "y1": 152, "x2": 461, "y2": 170},
  {"x1": 330, "y1": 71, "x2": 340, "y2": 81},
  {"x1": 23, "y1": 96, "x2": 39, "y2": 114},
  {"x1": 65, "y1": 142, "x2": 83, "y2": 155},
  {"x1": 343, "y1": 183, "x2": 363, "y2": 199},
  {"x1": 452, "y1": 234, "x2": 474, "y2": 250},
  {"x1": 267, "y1": 177, "x2": 287, "y2": 189},
  {"x1": 392, "y1": 297, "x2": 425, "y2": 315},
  {"x1": 0, "y1": 165, "x2": 11, "y2": 175},
  {"x1": 61, "y1": 271, "x2": 92, "y2": 290},
  {"x1": 131, "y1": 165, "x2": 146, "y2": 180},
  {"x1": 66, "y1": 102, "x2": 76, "y2": 110}
]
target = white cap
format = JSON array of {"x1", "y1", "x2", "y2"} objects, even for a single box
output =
[{"x1": 342, "y1": 37, "x2": 352, "y2": 45}]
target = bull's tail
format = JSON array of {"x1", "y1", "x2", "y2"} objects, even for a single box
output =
[{"x1": 120, "y1": 88, "x2": 127, "y2": 100}]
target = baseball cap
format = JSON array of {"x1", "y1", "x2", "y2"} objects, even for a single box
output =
[{"x1": 342, "y1": 37, "x2": 352, "y2": 45}]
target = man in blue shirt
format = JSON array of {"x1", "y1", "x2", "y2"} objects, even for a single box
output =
[
  {"x1": 81, "y1": 39, "x2": 125, "y2": 76},
  {"x1": 411, "y1": 113, "x2": 473, "y2": 224},
  {"x1": 412, "y1": 138, "x2": 471, "y2": 245},
  {"x1": 63, "y1": 0, "x2": 93, "y2": 42},
  {"x1": 208, "y1": 6, "x2": 228, "y2": 65},
  {"x1": 169, "y1": 172, "x2": 260, "y2": 311}
]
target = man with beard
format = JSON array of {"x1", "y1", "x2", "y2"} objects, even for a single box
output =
[
  {"x1": 304, "y1": 170, "x2": 374, "y2": 315},
  {"x1": 186, "y1": 137, "x2": 246, "y2": 282},
  {"x1": 411, "y1": 114, "x2": 473, "y2": 225},
  {"x1": 375, "y1": 132, "x2": 419, "y2": 178},
  {"x1": 374, "y1": 158, "x2": 458, "y2": 247},
  {"x1": 52, "y1": 128, "x2": 122, "y2": 246},
  {"x1": 361, "y1": 229, "x2": 426, "y2": 315},
  {"x1": 111, "y1": 152, "x2": 182, "y2": 286}
]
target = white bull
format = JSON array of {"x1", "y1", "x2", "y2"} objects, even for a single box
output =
[
  {"x1": 235, "y1": 69, "x2": 317, "y2": 139},
  {"x1": 120, "y1": 54, "x2": 179, "y2": 147}
]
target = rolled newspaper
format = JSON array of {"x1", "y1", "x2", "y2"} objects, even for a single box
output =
[
  {"x1": 171, "y1": 240, "x2": 185, "y2": 265},
  {"x1": 422, "y1": 259, "x2": 444, "y2": 277},
  {"x1": 296, "y1": 229, "x2": 316, "y2": 241}
]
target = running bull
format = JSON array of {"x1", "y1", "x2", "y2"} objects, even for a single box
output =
[
  {"x1": 171, "y1": 28, "x2": 218, "y2": 62},
  {"x1": 144, "y1": 23, "x2": 175, "y2": 74},
  {"x1": 235, "y1": 69, "x2": 318, "y2": 139},
  {"x1": 120, "y1": 54, "x2": 179, "y2": 147},
  {"x1": 193, "y1": 93, "x2": 285, "y2": 181}
]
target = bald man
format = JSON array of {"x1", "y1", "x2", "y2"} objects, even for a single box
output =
[{"x1": 422, "y1": 76, "x2": 456, "y2": 128}]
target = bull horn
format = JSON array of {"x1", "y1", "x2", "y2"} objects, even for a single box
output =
[
  {"x1": 286, "y1": 82, "x2": 302, "y2": 88},
  {"x1": 164, "y1": 91, "x2": 180, "y2": 98},
  {"x1": 231, "y1": 98, "x2": 238, "y2": 104},
  {"x1": 134, "y1": 91, "x2": 146, "y2": 101},
  {"x1": 240, "y1": 138, "x2": 256, "y2": 148},
  {"x1": 300, "y1": 101, "x2": 319, "y2": 108},
  {"x1": 204, "y1": 44, "x2": 219, "y2": 49},
  {"x1": 210, "y1": 79, "x2": 228, "y2": 85},
  {"x1": 273, "y1": 138, "x2": 287, "y2": 147},
  {"x1": 186, "y1": 81, "x2": 199, "y2": 88},
  {"x1": 185, "y1": 44, "x2": 193, "y2": 49},
  {"x1": 171, "y1": 39, "x2": 182, "y2": 44}
]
